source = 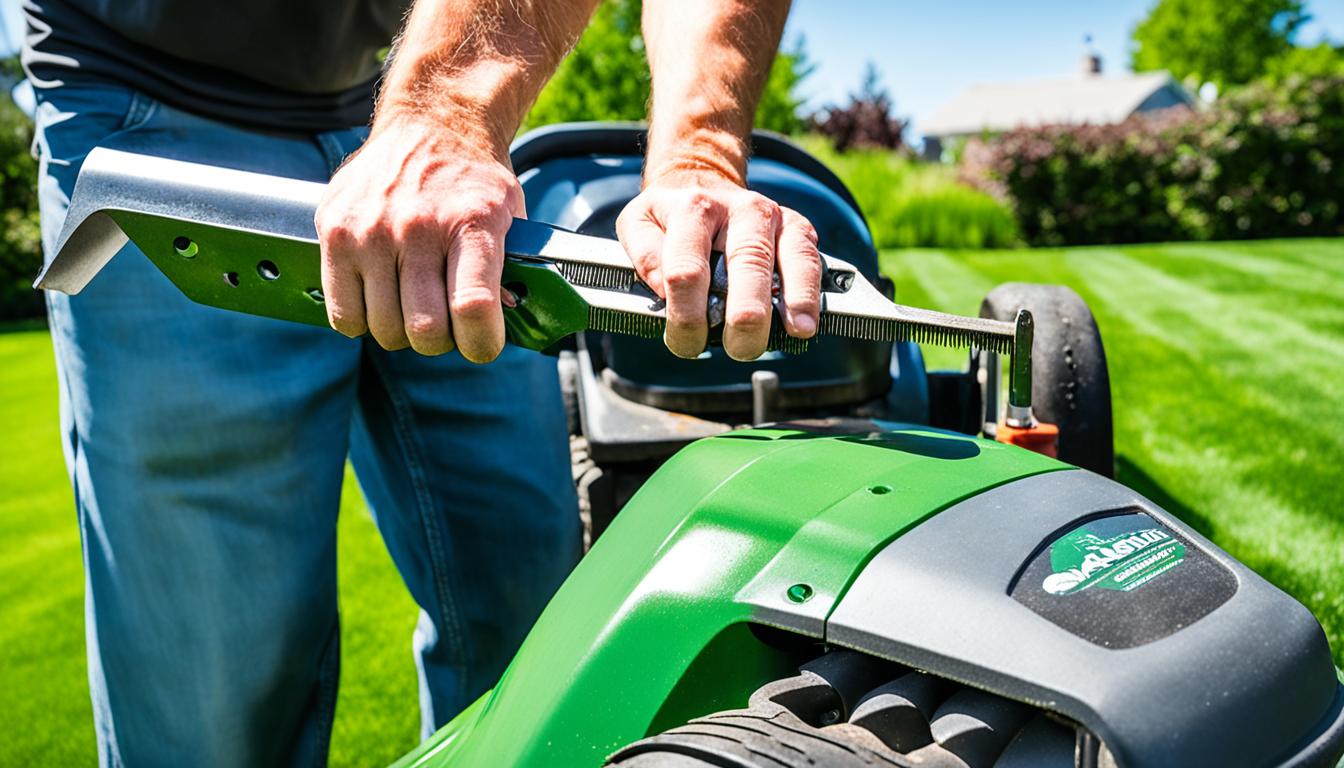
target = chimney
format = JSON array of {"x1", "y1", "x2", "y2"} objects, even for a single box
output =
[{"x1": 1081, "y1": 34, "x2": 1102, "y2": 76}]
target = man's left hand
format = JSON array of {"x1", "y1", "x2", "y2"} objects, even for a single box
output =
[{"x1": 617, "y1": 172, "x2": 822, "y2": 361}]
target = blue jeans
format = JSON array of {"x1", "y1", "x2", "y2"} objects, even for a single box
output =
[{"x1": 33, "y1": 81, "x2": 580, "y2": 767}]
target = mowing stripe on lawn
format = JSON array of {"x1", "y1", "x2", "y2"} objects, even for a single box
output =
[
  {"x1": 882, "y1": 239, "x2": 1344, "y2": 667},
  {"x1": 3, "y1": 238, "x2": 1342, "y2": 767}
]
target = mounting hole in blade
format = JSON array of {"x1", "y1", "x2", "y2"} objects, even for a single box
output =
[
  {"x1": 257, "y1": 260, "x2": 280, "y2": 281},
  {"x1": 223, "y1": 272, "x2": 239, "y2": 287},
  {"x1": 172, "y1": 236, "x2": 197, "y2": 258}
]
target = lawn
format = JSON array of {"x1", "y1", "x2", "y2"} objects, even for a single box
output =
[
  {"x1": 0, "y1": 327, "x2": 424, "y2": 765},
  {"x1": 1, "y1": 238, "x2": 1341, "y2": 765}
]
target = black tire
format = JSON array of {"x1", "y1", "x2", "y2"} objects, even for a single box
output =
[
  {"x1": 606, "y1": 652, "x2": 1082, "y2": 768},
  {"x1": 980, "y1": 283, "x2": 1114, "y2": 477},
  {"x1": 606, "y1": 710, "x2": 906, "y2": 767}
]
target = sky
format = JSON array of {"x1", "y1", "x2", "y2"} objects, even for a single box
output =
[
  {"x1": 784, "y1": 0, "x2": 1344, "y2": 139},
  {"x1": 1, "y1": 0, "x2": 1341, "y2": 139}
]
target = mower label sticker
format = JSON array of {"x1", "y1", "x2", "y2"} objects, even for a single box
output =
[
  {"x1": 1011, "y1": 509, "x2": 1237, "y2": 649},
  {"x1": 1041, "y1": 519, "x2": 1186, "y2": 596}
]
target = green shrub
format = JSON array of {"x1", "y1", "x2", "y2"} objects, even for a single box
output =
[
  {"x1": 0, "y1": 92, "x2": 41, "y2": 322},
  {"x1": 801, "y1": 136, "x2": 1021, "y2": 249},
  {"x1": 966, "y1": 75, "x2": 1343, "y2": 246}
]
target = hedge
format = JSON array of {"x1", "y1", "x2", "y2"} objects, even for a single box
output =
[
  {"x1": 964, "y1": 75, "x2": 1343, "y2": 246},
  {"x1": 0, "y1": 92, "x2": 41, "y2": 322}
]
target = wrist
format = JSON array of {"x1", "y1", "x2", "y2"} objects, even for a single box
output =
[
  {"x1": 375, "y1": 56, "x2": 531, "y2": 159},
  {"x1": 371, "y1": 96, "x2": 514, "y2": 165},
  {"x1": 644, "y1": 126, "x2": 749, "y2": 189}
]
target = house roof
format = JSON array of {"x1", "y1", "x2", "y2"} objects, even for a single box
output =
[{"x1": 922, "y1": 71, "x2": 1190, "y2": 138}]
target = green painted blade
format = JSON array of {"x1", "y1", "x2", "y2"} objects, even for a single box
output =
[{"x1": 107, "y1": 210, "x2": 591, "y2": 351}]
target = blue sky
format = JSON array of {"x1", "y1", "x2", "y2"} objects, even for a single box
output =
[
  {"x1": 784, "y1": 0, "x2": 1344, "y2": 138},
  {"x1": 2, "y1": 0, "x2": 1341, "y2": 138}
]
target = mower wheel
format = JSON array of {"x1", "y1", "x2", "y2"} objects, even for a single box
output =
[
  {"x1": 607, "y1": 651, "x2": 1082, "y2": 768},
  {"x1": 606, "y1": 711, "x2": 905, "y2": 767},
  {"x1": 980, "y1": 283, "x2": 1114, "y2": 477}
]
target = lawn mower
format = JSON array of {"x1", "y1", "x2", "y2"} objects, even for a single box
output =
[{"x1": 40, "y1": 123, "x2": 1344, "y2": 768}]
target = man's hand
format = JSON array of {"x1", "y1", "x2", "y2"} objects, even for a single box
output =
[
  {"x1": 618, "y1": 172, "x2": 820, "y2": 361},
  {"x1": 317, "y1": 115, "x2": 520, "y2": 361},
  {"x1": 313, "y1": 0, "x2": 598, "y2": 361},
  {"x1": 634, "y1": 0, "x2": 819, "y2": 361}
]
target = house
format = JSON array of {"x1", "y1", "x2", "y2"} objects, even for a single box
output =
[{"x1": 921, "y1": 52, "x2": 1194, "y2": 161}]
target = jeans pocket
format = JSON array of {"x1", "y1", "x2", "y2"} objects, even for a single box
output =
[
  {"x1": 33, "y1": 83, "x2": 159, "y2": 258},
  {"x1": 32, "y1": 83, "x2": 156, "y2": 165}
]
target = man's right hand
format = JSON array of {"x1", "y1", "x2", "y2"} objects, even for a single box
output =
[
  {"x1": 312, "y1": 0, "x2": 599, "y2": 361},
  {"x1": 315, "y1": 114, "x2": 522, "y2": 362}
]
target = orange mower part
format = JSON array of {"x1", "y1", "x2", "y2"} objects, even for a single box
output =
[{"x1": 996, "y1": 420, "x2": 1060, "y2": 459}]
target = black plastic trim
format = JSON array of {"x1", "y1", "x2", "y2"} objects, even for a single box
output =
[
  {"x1": 510, "y1": 122, "x2": 867, "y2": 224},
  {"x1": 826, "y1": 469, "x2": 1342, "y2": 768}
]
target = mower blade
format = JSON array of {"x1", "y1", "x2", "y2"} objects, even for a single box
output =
[{"x1": 40, "y1": 147, "x2": 1018, "y2": 358}]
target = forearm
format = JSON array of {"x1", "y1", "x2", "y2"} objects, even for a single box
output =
[
  {"x1": 642, "y1": 0, "x2": 791, "y2": 186},
  {"x1": 376, "y1": 0, "x2": 600, "y2": 154}
]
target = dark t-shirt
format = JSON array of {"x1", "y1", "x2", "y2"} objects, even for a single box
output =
[{"x1": 22, "y1": 0, "x2": 411, "y2": 131}]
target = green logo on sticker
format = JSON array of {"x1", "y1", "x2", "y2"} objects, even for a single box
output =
[{"x1": 1042, "y1": 523, "x2": 1185, "y2": 596}]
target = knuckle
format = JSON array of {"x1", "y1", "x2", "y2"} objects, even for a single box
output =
[
  {"x1": 391, "y1": 213, "x2": 440, "y2": 243},
  {"x1": 788, "y1": 214, "x2": 820, "y2": 246},
  {"x1": 450, "y1": 288, "x2": 499, "y2": 321},
  {"x1": 405, "y1": 311, "x2": 448, "y2": 340},
  {"x1": 730, "y1": 240, "x2": 775, "y2": 271},
  {"x1": 727, "y1": 304, "x2": 771, "y2": 331},
  {"x1": 456, "y1": 201, "x2": 496, "y2": 225},
  {"x1": 663, "y1": 262, "x2": 710, "y2": 289},
  {"x1": 319, "y1": 222, "x2": 359, "y2": 251},
  {"x1": 799, "y1": 222, "x2": 820, "y2": 246},
  {"x1": 455, "y1": 195, "x2": 513, "y2": 229},
  {"x1": 682, "y1": 190, "x2": 720, "y2": 216},
  {"x1": 615, "y1": 205, "x2": 634, "y2": 231},
  {"x1": 740, "y1": 195, "x2": 780, "y2": 222},
  {"x1": 617, "y1": 203, "x2": 654, "y2": 237}
]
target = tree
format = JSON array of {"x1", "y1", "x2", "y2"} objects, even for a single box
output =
[
  {"x1": 1130, "y1": 0, "x2": 1308, "y2": 89},
  {"x1": 1264, "y1": 41, "x2": 1344, "y2": 81},
  {"x1": 807, "y1": 63, "x2": 906, "y2": 152},
  {"x1": 525, "y1": 0, "x2": 812, "y2": 135},
  {"x1": 755, "y1": 37, "x2": 814, "y2": 136},
  {"x1": 0, "y1": 59, "x2": 42, "y2": 320},
  {"x1": 526, "y1": 0, "x2": 649, "y2": 127}
]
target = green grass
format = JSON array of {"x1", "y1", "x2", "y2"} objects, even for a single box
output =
[
  {"x1": 1, "y1": 238, "x2": 1341, "y2": 763},
  {"x1": 0, "y1": 331, "x2": 422, "y2": 765},
  {"x1": 883, "y1": 239, "x2": 1344, "y2": 669},
  {"x1": 800, "y1": 137, "x2": 1021, "y2": 250}
]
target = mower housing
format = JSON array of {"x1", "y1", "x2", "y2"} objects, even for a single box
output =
[{"x1": 394, "y1": 424, "x2": 1344, "y2": 767}]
